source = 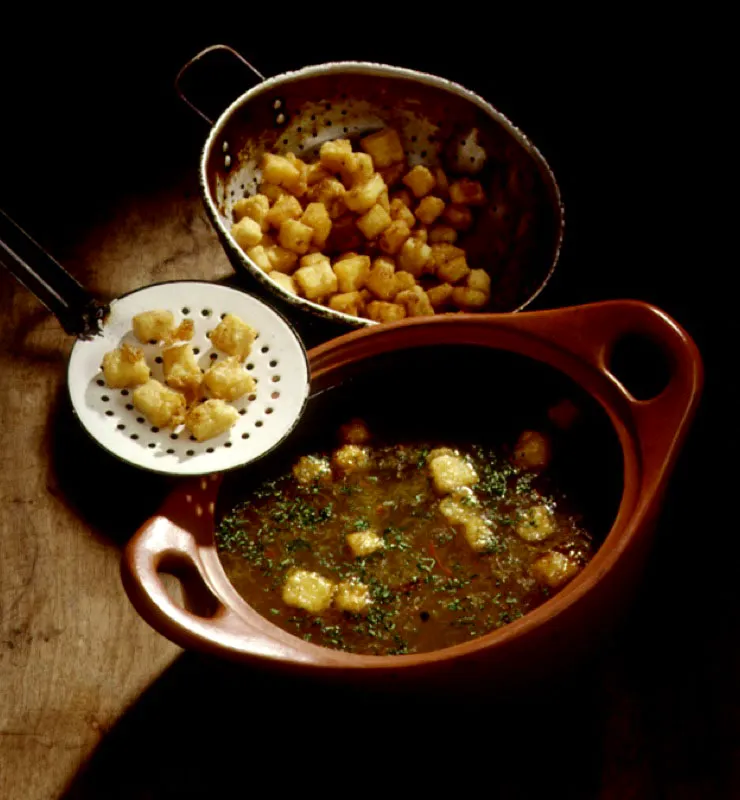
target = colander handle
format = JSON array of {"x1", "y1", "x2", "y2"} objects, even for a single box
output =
[
  {"x1": 0, "y1": 209, "x2": 108, "y2": 339},
  {"x1": 509, "y1": 300, "x2": 703, "y2": 497},
  {"x1": 175, "y1": 44, "x2": 266, "y2": 125}
]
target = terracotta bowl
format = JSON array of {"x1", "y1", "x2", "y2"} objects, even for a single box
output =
[{"x1": 122, "y1": 301, "x2": 702, "y2": 690}]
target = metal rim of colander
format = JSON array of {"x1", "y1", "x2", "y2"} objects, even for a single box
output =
[
  {"x1": 66, "y1": 280, "x2": 310, "y2": 476},
  {"x1": 199, "y1": 61, "x2": 565, "y2": 328}
]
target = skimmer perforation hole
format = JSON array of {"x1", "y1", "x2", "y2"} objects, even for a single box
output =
[
  {"x1": 248, "y1": 393, "x2": 257, "y2": 401},
  {"x1": 269, "y1": 359, "x2": 277, "y2": 367},
  {"x1": 96, "y1": 379, "x2": 104, "y2": 387},
  {"x1": 255, "y1": 420, "x2": 264, "y2": 428},
  {"x1": 271, "y1": 391, "x2": 280, "y2": 399},
  {"x1": 271, "y1": 375, "x2": 280, "y2": 383}
]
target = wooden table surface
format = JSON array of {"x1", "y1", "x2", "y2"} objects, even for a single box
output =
[{"x1": 0, "y1": 23, "x2": 735, "y2": 799}]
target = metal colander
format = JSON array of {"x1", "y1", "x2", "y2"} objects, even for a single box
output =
[{"x1": 180, "y1": 48, "x2": 564, "y2": 328}]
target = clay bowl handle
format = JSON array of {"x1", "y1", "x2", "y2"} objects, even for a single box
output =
[
  {"x1": 121, "y1": 475, "x2": 309, "y2": 661},
  {"x1": 498, "y1": 300, "x2": 704, "y2": 495}
]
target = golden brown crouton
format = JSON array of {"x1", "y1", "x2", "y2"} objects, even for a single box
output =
[
  {"x1": 397, "y1": 237, "x2": 432, "y2": 277},
  {"x1": 449, "y1": 178, "x2": 486, "y2": 205},
  {"x1": 451, "y1": 287, "x2": 488, "y2": 310},
  {"x1": 402, "y1": 165, "x2": 436, "y2": 198},
  {"x1": 292, "y1": 455, "x2": 332, "y2": 484},
  {"x1": 278, "y1": 219, "x2": 314, "y2": 255},
  {"x1": 332, "y1": 444, "x2": 371, "y2": 473},
  {"x1": 512, "y1": 430, "x2": 551, "y2": 470},
  {"x1": 428, "y1": 453, "x2": 479, "y2": 494},
  {"x1": 356, "y1": 203, "x2": 392, "y2": 239},
  {"x1": 516, "y1": 505, "x2": 556, "y2": 542},
  {"x1": 162, "y1": 343, "x2": 202, "y2": 394},
  {"x1": 282, "y1": 569, "x2": 335, "y2": 613},
  {"x1": 426, "y1": 283, "x2": 455, "y2": 309},
  {"x1": 265, "y1": 194, "x2": 303, "y2": 229},
  {"x1": 185, "y1": 399, "x2": 239, "y2": 442},
  {"x1": 396, "y1": 286, "x2": 435, "y2": 317},
  {"x1": 294, "y1": 257, "x2": 338, "y2": 301},
  {"x1": 328, "y1": 291, "x2": 365, "y2": 317},
  {"x1": 360, "y1": 128, "x2": 404, "y2": 168},
  {"x1": 346, "y1": 530, "x2": 384, "y2": 558},
  {"x1": 437, "y1": 255, "x2": 471, "y2": 284},
  {"x1": 366, "y1": 257, "x2": 397, "y2": 301},
  {"x1": 102, "y1": 344, "x2": 151, "y2": 389},
  {"x1": 132, "y1": 379, "x2": 186, "y2": 428},
  {"x1": 379, "y1": 220, "x2": 412, "y2": 255},
  {"x1": 203, "y1": 356, "x2": 255, "y2": 402},
  {"x1": 531, "y1": 552, "x2": 581, "y2": 589},
  {"x1": 415, "y1": 196, "x2": 446, "y2": 225},
  {"x1": 231, "y1": 216, "x2": 263, "y2": 250},
  {"x1": 132, "y1": 311, "x2": 175, "y2": 344},
  {"x1": 366, "y1": 301, "x2": 406, "y2": 323},
  {"x1": 300, "y1": 202, "x2": 332, "y2": 248},
  {"x1": 209, "y1": 314, "x2": 257, "y2": 361},
  {"x1": 270, "y1": 272, "x2": 299, "y2": 295},
  {"x1": 334, "y1": 581, "x2": 372, "y2": 614},
  {"x1": 333, "y1": 255, "x2": 371, "y2": 293},
  {"x1": 345, "y1": 173, "x2": 387, "y2": 214},
  {"x1": 232, "y1": 194, "x2": 270, "y2": 230}
]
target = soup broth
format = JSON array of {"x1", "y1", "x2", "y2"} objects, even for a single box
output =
[{"x1": 217, "y1": 428, "x2": 593, "y2": 655}]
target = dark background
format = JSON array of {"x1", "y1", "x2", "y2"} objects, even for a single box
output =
[{"x1": 1, "y1": 15, "x2": 735, "y2": 799}]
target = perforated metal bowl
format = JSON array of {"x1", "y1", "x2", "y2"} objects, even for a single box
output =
[{"x1": 179, "y1": 47, "x2": 564, "y2": 328}]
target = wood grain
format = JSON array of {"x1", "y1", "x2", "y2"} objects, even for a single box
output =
[{"x1": 0, "y1": 180, "x2": 232, "y2": 799}]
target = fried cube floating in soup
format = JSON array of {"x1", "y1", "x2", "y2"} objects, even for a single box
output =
[{"x1": 216, "y1": 421, "x2": 595, "y2": 656}]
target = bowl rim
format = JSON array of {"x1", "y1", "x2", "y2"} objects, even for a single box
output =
[
  {"x1": 197, "y1": 60, "x2": 565, "y2": 328},
  {"x1": 123, "y1": 302, "x2": 702, "y2": 671},
  {"x1": 193, "y1": 321, "x2": 640, "y2": 667}
]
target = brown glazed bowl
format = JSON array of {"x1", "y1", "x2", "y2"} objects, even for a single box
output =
[{"x1": 122, "y1": 301, "x2": 702, "y2": 691}]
